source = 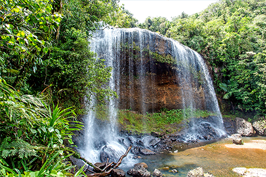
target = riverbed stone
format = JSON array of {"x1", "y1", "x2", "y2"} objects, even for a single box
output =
[
  {"x1": 134, "y1": 162, "x2": 148, "y2": 169},
  {"x1": 111, "y1": 169, "x2": 126, "y2": 177},
  {"x1": 139, "y1": 148, "x2": 156, "y2": 155},
  {"x1": 233, "y1": 167, "x2": 266, "y2": 177},
  {"x1": 94, "y1": 162, "x2": 106, "y2": 172},
  {"x1": 253, "y1": 120, "x2": 266, "y2": 136},
  {"x1": 128, "y1": 163, "x2": 151, "y2": 177},
  {"x1": 236, "y1": 117, "x2": 255, "y2": 136},
  {"x1": 153, "y1": 169, "x2": 163, "y2": 177},
  {"x1": 233, "y1": 138, "x2": 243, "y2": 145},
  {"x1": 187, "y1": 167, "x2": 204, "y2": 177}
]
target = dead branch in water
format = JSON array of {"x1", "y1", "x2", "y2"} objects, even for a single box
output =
[{"x1": 86, "y1": 145, "x2": 132, "y2": 177}]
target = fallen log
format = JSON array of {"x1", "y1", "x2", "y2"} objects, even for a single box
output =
[{"x1": 87, "y1": 145, "x2": 132, "y2": 177}]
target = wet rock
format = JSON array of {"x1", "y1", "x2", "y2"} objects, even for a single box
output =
[
  {"x1": 151, "y1": 132, "x2": 163, "y2": 137},
  {"x1": 253, "y1": 120, "x2": 266, "y2": 136},
  {"x1": 128, "y1": 162, "x2": 151, "y2": 177},
  {"x1": 94, "y1": 162, "x2": 106, "y2": 172},
  {"x1": 139, "y1": 148, "x2": 156, "y2": 155},
  {"x1": 236, "y1": 117, "x2": 255, "y2": 136},
  {"x1": 133, "y1": 156, "x2": 142, "y2": 159},
  {"x1": 69, "y1": 156, "x2": 88, "y2": 172},
  {"x1": 134, "y1": 162, "x2": 148, "y2": 169},
  {"x1": 100, "y1": 145, "x2": 120, "y2": 163},
  {"x1": 233, "y1": 167, "x2": 266, "y2": 177},
  {"x1": 170, "y1": 169, "x2": 178, "y2": 173},
  {"x1": 111, "y1": 169, "x2": 126, "y2": 177},
  {"x1": 230, "y1": 133, "x2": 242, "y2": 139},
  {"x1": 233, "y1": 138, "x2": 243, "y2": 145},
  {"x1": 128, "y1": 136, "x2": 137, "y2": 144},
  {"x1": 162, "y1": 167, "x2": 170, "y2": 170},
  {"x1": 148, "y1": 138, "x2": 161, "y2": 147},
  {"x1": 153, "y1": 169, "x2": 163, "y2": 177},
  {"x1": 187, "y1": 167, "x2": 204, "y2": 177},
  {"x1": 131, "y1": 146, "x2": 140, "y2": 155}
]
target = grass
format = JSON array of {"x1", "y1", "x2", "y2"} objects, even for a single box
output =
[{"x1": 94, "y1": 105, "x2": 217, "y2": 134}]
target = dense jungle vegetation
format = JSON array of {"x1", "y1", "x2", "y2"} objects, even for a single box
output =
[
  {"x1": 139, "y1": 0, "x2": 266, "y2": 117},
  {"x1": 0, "y1": 0, "x2": 265, "y2": 176},
  {"x1": 0, "y1": 0, "x2": 137, "y2": 176}
]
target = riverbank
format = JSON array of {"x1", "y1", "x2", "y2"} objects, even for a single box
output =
[{"x1": 138, "y1": 137, "x2": 266, "y2": 177}]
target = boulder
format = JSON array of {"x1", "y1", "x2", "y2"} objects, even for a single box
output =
[
  {"x1": 230, "y1": 133, "x2": 242, "y2": 139},
  {"x1": 253, "y1": 120, "x2": 266, "y2": 136},
  {"x1": 233, "y1": 167, "x2": 266, "y2": 177},
  {"x1": 127, "y1": 163, "x2": 151, "y2": 177},
  {"x1": 134, "y1": 162, "x2": 148, "y2": 169},
  {"x1": 187, "y1": 167, "x2": 204, "y2": 177},
  {"x1": 94, "y1": 162, "x2": 106, "y2": 172},
  {"x1": 233, "y1": 138, "x2": 243, "y2": 145},
  {"x1": 69, "y1": 156, "x2": 89, "y2": 172},
  {"x1": 139, "y1": 148, "x2": 156, "y2": 155},
  {"x1": 131, "y1": 146, "x2": 140, "y2": 155},
  {"x1": 236, "y1": 117, "x2": 255, "y2": 136},
  {"x1": 111, "y1": 169, "x2": 126, "y2": 177},
  {"x1": 100, "y1": 145, "x2": 120, "y2": 163},
  {"x1": 153, "y1": 169, "x2": 163, "y2": 177}
]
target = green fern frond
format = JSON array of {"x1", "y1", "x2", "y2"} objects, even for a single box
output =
[{"x1": 0, "y1": 138, "x2": 37, "y2": 159}]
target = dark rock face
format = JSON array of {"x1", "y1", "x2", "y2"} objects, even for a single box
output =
[
  {"x1": 113, "y1": 30, "x2": 207, "y2": 113},
  {"x1": 223, "y1": 118, "x2": 236, "y2": 135}
]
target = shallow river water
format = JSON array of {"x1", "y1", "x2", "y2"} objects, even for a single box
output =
[{"x1": 134, "y1": 137, "x2": 266, "y2": 177}]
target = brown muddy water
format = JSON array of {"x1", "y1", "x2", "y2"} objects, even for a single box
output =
[{"x1": 138, "y1": 137, "x2": 266, "y2": 177}]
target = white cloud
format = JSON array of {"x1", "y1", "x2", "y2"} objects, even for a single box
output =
[{"x1": 119, "y1": 0, "x2": 218, "y2": 23}]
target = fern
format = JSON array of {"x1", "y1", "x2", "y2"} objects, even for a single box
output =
[{"x1": 0, "y1": 138, "x2": 37, "y2": 159}]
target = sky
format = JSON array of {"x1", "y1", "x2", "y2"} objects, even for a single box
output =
[{"x1": 119, "y1": 0, "x2": 219, "y2": 23}]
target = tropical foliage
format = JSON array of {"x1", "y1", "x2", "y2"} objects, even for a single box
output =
[
  {"x1": 0, "y1": 0, "x2": 137, "y2": 175},
  {"x1": 139, "y1": 0, "x2": 266, "y2": 116}
]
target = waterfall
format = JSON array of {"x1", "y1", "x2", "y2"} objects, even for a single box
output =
[{"x1": 77, "y1": 28, "x2": 226, "y2": 164}]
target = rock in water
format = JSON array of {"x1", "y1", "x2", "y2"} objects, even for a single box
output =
[
  {"x1": 139, "y1": 148, "x2": 156, "y2": 155},
  {"x1": 236, "y1": 117, "x2": 255, "y2": 136},
  {"x1": 94, "y1": 162, "x2": 106, "y2": 172},
  {"x1": 127, "y1": 163, "x2": 151, "y2": 177},
  {"x1": 253, "y1": 120, "x2": 266, "y2": 136},
  {"x1": 111, "y1": 169, "x2": 126, "y2": 177},
  {"x1": 153, "y1": 169, "x2": 163, "y2": 177},
  {"x1": 100, "y1": 145, "x2": 120, "y2": 162},
  {"x1": 230, "y1": 133, "x2": 242, "y2": 139},
  {"x1": 233, "y1": 138, "x2": 243, "y2": 145},
  {"x1": 187, "y1": 167, "x2": 204, "y2": 177},
  {"x1": 134, "y1": 162, "x2": 148, "y2": 169}
]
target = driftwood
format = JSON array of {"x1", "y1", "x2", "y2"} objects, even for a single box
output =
[{"x1": 86, "y1": 145, "x2": 132, "y2": 177}]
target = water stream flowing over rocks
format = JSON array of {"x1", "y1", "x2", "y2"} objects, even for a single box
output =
[{"x1": 76, "y1": 28, "x2": 226, "y2": 164}]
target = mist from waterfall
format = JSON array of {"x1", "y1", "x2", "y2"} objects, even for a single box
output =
[{"x1": 77, "y1": 28, "x2": 226, "y2": 164}]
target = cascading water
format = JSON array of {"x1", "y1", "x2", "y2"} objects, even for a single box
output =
[{"x1": 77, "y1": 28, "x2": 226, "y2": 164}]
